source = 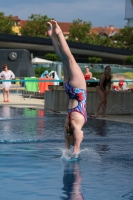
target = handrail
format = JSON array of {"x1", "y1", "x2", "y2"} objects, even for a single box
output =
[{"x1": 0, "y1": 79, "x2": 133, "y2": 83}]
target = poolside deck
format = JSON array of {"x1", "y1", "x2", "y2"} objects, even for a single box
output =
[
  {"x1": 0, "y1": 93, "x2": 44, "y2": 110},
  {"x1": 89, "y1": 115, "x2": 133, "y2": 124}
]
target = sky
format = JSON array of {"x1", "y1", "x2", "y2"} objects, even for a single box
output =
[{"x1": 1, "y1": 0, "x2": 127, "y2": 28}]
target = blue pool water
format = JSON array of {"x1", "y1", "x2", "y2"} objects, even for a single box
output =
[{"x1": 0, "y1": 106, "x2": 133, "y2": 200}]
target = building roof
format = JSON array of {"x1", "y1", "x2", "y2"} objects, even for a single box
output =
[
  {"x1": 1, "y1": 16, "x2": 130, "y2": 63},
  {"x1": 13, "y1": 16, "x2": 21, "y2": 21},
  {"x1": 58, "y1": 22, "x2": 71, "y2": 35},
  {"x1": 19, "y1": 20, "x2": 27, "y2": 27},
  {"x1": 0, "y1": 33, "x2": 133, "y2": 64},
  {"x1": 12, "y1": 16, "x2": 120, "y2": 36},
  {"x1": 91, "y1": 26, "x2": 120, "y2": 36}
]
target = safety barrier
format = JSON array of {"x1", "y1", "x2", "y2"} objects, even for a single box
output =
[
  {"x1": 0, "y1": 79, "x2": 133, "y2": 101},
  {"x1": 45, "y1": 89, "x2": 133, "y2": 114},
  {"x1": 0, "y1": 79, "x2": 133, "y2": 82}
]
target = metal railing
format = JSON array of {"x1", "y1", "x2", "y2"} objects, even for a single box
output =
[
  {"x1": 0, "y1": 79, "x2": 133, "y2": 83},
  {"x1": 0, "y1": 78, "x2": 133, "y2": 97}
]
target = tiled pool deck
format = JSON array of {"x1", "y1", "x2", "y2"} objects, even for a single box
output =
[
  {"x1": 0, "y1": 93, "x2": 44, "y2": 110},
  {"x1": 0, "y1": 93, "x2": 133, "y2": 124}
]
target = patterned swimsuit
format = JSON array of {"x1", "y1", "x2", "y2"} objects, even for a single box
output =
[{"x1": 64, "y1": 81, "x2": 87, "y2": 123}]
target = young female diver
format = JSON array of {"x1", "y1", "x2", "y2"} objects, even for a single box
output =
[{"x1": 47, "y1": 20, "x2": 87, "y2": 158}]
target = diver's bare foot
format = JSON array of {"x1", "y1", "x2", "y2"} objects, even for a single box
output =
[
  {"x1": 71, "y1": 153, "x2": 79, "y2": 159},
  {"x1": 50, "y1": 20, "x2": 62, "y2": 35},
  {"x1": 47, "y1": 22, "x2": 53, "y2": 37}
]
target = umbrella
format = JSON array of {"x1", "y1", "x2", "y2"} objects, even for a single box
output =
[{"x1": 32, "y1": 57, "x2": 53, "y2": 64}]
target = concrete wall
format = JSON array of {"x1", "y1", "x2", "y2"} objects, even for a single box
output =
[{"x1": 45, "y1": 89, "x2": 133, "y2": 114}]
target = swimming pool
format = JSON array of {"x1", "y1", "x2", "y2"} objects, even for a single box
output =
[{"x1": 0, "y1": 106, "x2": 133, "y2": 200}]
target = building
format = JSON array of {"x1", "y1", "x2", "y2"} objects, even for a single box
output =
[
  {"x1": 0, "y1": 15, "x2": 132, "y2": 66},
  {"x1": 12, "y1": 16, "x2": 27, "y2": 35},
  {"x1": 11, "y1": 16, "x2": 120, "y2": 38},
  {"x1": 91, "y1": 25, "x2": 120, "y2": 37},
  {"x1": 125, "y1": 0, "x2": 133, "y2": 27},
  {"x1": 0, "y1": 49, "x2": 35, "y2": 77},
  {"x1": 1, "y1": 32, "x2": 133, "y2": 65}
]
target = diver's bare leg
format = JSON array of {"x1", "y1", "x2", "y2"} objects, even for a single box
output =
[
  {"x1": 47, "y1": 22, "x2": 69, "y2": 81},
  {"x1": 51, "y1": 20, "x2": 86, "y2": 90}
]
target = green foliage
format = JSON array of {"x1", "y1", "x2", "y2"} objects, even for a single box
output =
[
  {"x1": 34, "y1": 66, "x2": 49, "y2": 77},
  {"x1": 44, "y1": 53, "x2": 60, "y2": 61},
  {"x1": 91, "y1": 72, "x2": 103, "y2": 79},
  {"x1": 0, "y1": 12, "x2": 15, "y2": 34},
  {"x1": 88, "y1": 57, "x2": 102, "y2": 63},
  {"x1": 69, "y1": 19, "x2": 92, "y2": 42},
  {"x1": 125, "y1": 55, "x2": 133, "y2": 63},
  {"x1": 68, "y1": 19, "x2": 116, "y2": 47},
  {"x1": 20, "y1": 14, "x2": 52, "y2": 37},
  {"x1": 90, "y1": 33, "x2": 115, "y2": 47},
  {"x1": 112, "y1": 26, "x2": 133, "y2": 50},
  {"x1": 2, "y1": 12, "x2": 133, "y2": 51},
  {"x1": 68, "y1": 18, "x2": 133, "y2": 50},
  {"x1": 98, "y1": 37, "x2": 115, "y2": 47},
  {"x1": 123, "y1": 72, "x2": 133, "y2": 79}
]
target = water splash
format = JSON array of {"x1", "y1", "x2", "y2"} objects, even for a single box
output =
[
  {"x1": 59, "y1": 147, "x2": 101, "y2": 162},
  {"x1": 60, "y1": 148, "x2": 72, "y2": 161},
  {"x1": 80, "y1": 148, "x2": 101, "y2": 162}
]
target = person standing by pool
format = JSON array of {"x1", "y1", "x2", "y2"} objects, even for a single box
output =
[
  {"x1": 84, "y1": 66, "x2": 93, "y2": 87},
  {"x1": 0, "y1": 64, "x2": 15, "y2": 102},
  {"x1": 84, "y1": 66, "x2": 92, "y2": 80},
  {"x1": 47, "y1": 20, "x2": 87, "y2": 158},
  {"x1": 94, "y1": 66, "x2": 112, "y2": 117}
]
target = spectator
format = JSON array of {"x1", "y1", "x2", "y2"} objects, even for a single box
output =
[
  {"x1": 40, "y1": 70, "x2": 49, "y2": 78},
  {"x1": 0, "y1": 64, "x2": 15, "y2": 102},
  {"x1": 84, "y1": 66, "x2": 92, "y2": 80},
  {"x1": 94, "y1": 66, "x2": 112, "y2": 117},
  {"x1": 119, "y1": 79, "x2": 124, "y2": 90},
  {"x1": 49, "y1": 71, "x2": 60, "y2": 85}
]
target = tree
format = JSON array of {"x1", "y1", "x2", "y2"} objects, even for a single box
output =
[
  {"x1": 44, "y1": 53, "x2": 60, "y2": 61},
  {"x1": 88, "y1": 57, "x2": 102, "y2": 63},
  {"x1": 125, "y1": 55, "x2": 133, "y2": 63},
  {"x1": 90, "y1": 33, "x2": 115, "y2": 47},
  {"x1": 69, "y1": 19, "x2": 92, "y2": 42},
  {"x1": 34, "y1": 66, "x2": 48, "y2": 77},
  {"x1": 68, "y1": 19, "x2": 116, "y2": 47},
  {"x1": 20, "y1": 14, "x2": 52, "y2": 37},
  {"x1": 112, "y1": 26, "x2": 133, "y2": 50},
  {"x1": 88, "y1": 57, "x2": 102, "y2": 68},
  {"x1": 0, "y1": 12, "x2": 15, "y2": 34}
]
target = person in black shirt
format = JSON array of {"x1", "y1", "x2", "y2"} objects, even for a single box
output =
[{"x1": 94, "y1": 66, "x2": 112, "y2": 117}]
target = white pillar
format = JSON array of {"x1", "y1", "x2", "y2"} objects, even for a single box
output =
[{"x1": 56, "y1": 64, "x2": 62, "y2": 79}]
